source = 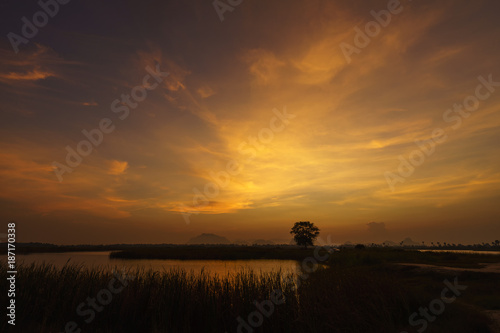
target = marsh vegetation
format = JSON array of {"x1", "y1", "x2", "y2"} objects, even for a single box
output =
[{"x1": 1, "y1": 248, "x2": 499, "y2": 332}]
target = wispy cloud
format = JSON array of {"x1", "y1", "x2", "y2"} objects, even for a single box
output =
[{"x1": 1, "y1": 0, "x2": 500, "y2": 243}]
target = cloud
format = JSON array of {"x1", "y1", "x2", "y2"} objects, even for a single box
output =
[
  {"x1": 364, "y1": 222, "x2": 389, "y2": 242},
  {"x1": 1, "y1": 0, "x2": 500, "y2": 244},
  {"x1": 243, "y1": 49, "x2": 286, "y2": 85},
  {"x1": 197, "y1": 86, "x2": 215, "y2": 98},
  {"x1": 107, "y1": 160, "x2": 129, "y2": 175},
  {"x1": 2, "y1": 69, "x2": 54, "y2": 81},
  {"x1": 367, "y1": 222, "x2": 387, "y2": 234},
  {"x1": 0, "y1": 44, "x2": 77, "y2": 85}
]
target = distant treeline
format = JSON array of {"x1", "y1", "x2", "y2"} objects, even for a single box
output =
[
  {"x1": 0, "y1": 242, "x2": 304, "y2": 255},
  {"x1": 359, "y1": 243, "x2": 500, "y2": 251},
  {"x1": 1, "y1": 242, "x2": 499, "y2": 255}
]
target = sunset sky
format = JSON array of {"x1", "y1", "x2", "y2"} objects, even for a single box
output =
[{"x1": 1, "y1": 0, "x2": 499, "y2": 245}]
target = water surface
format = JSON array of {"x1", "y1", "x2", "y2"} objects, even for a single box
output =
[{"x1": 15, "y1": 251, "x2": 299, "y2": 276}]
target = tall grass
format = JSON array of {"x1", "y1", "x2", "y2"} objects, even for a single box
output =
[{"x1": 0, "y1": 262, "x2": 298, "y2": 332}]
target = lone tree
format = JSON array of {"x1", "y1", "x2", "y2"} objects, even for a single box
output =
[{"x1": 290, "y1": 221, "x2": 320, "y2": 248}]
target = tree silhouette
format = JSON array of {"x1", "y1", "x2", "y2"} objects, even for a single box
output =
[{"x1": 290, "y1": 221, "x2": 319, "y2": 248}]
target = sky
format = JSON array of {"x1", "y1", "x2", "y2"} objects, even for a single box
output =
[{"x1": 1, "y1": 0, "x2": 499, "y2": 245}]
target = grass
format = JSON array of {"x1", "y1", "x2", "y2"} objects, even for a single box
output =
[
  {"x1": 1, "y1": 248, "x2": 498, "y2": 332},
  {"x1": 0, "y1": 262, "x2": 299, "y2": 333}
]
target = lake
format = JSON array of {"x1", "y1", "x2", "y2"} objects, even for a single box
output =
[{"x1": 14, "y1": 251, "x2": 300, "y2": 276}]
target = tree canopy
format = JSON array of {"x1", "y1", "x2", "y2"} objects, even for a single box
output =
[{"x1": 290, "y1": 221, "x2": 320, "y2": 248}]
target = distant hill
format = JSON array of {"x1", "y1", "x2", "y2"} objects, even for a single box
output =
[
  {"x1": 252, "y1": 239, "x2": 275, "y2": 245},
  {"x1": 401, "y1": 237, "x2": 419, "y2": 246},
  {"x1": 233, "y1": 239, "x2": 251, "y2": 245},
  {"x1": 269, "y1": 238, "x2": 292, "y2": 245},
  {"x1": 187, "y1": 233, "x2": 231, "y2": 245}
]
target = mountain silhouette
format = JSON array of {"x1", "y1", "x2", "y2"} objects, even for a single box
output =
[{"x1": 187, "y1": 233, "x2": 231, "y2": 245}]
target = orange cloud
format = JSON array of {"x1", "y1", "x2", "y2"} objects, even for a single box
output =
[
  {"x1": 2, "y1": 69, "x2": 54, "y2": 81},
  {"x1": 243, "y1": 49, "x2": 286, "y2": 85},
  {"x1": 197, "y1": 86, "x2": 215, "y2": 98},
  {"x1": 107, "y1": 160, "x2": 129, "y2": 175}
]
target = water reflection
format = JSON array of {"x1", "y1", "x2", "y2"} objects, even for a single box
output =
[{"x1": 15, "y1": 251, "x2": 299, "y2": 276}]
